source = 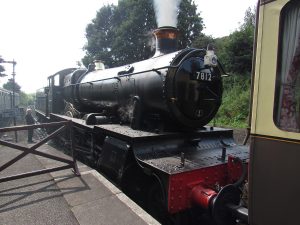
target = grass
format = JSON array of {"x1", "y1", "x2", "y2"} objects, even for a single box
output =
[{"x1": 211, "y1": 75, "x2": 251, "y2": 128}]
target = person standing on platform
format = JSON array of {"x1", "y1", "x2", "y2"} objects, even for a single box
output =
[{"x1": 25, "y1": 108, "x2": 35, "y2": 143}]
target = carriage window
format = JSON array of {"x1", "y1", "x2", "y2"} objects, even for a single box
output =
[{"x1": 274, "y1": 1, "x2": 300, "y2": 133}]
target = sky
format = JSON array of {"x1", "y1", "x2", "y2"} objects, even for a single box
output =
[{"x1": 0, "y1": 0, "x2": 257, "y2": 93}]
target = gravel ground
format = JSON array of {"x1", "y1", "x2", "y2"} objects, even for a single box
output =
[{"x1": 233, "y1": 128, "x2": 250, "y2": 145}]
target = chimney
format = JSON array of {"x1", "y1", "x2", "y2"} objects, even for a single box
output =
[{"x1": 153, "y1": 26, "x2": 179, "y2": 57}]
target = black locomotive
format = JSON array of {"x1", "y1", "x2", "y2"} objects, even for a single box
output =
[
  {"x1": 62, "y1": 27, "x2": 223, "y2": 130},
  {"x1": 36, "y1": 27, "x2": 249, "y2": 225}
]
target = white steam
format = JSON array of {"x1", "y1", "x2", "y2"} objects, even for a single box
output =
[{"x1": 153, "y1": 0, "x2": 182, "y2": 27}]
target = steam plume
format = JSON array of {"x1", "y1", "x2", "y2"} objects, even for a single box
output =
[{"x1": 153, "y1": 0, "x2": 182, "y2": 27}]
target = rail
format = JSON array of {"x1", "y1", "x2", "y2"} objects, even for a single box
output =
[{"x1": 0, "y1": 121, "x2": 80, "y2": 183}]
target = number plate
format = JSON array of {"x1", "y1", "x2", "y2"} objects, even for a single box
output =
[{"x1": 191, "y1": 72, "x2": 212, "y2": 81}]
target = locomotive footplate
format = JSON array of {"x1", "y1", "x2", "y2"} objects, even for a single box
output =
[
  {"x1": 50, "y1": 113, "x2": 94, "y2": 131},
  {"x1": 130, "y1": 127, "x2": 249, "y2": 215},
  {"x1": 134, "y1": 135, "x2": 248, "y2": 174},
  {"x1": 93, "y1": 124, "x2": 237, "y2": 144}
]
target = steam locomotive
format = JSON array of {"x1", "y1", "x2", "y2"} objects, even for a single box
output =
[{"x1": 36, "y1": 27, "x2": 249, "y2": 225}]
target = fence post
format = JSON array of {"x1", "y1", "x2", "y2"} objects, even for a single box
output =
[{"x1": 69, "y1": 120, "x2": 80, "y2": 176}]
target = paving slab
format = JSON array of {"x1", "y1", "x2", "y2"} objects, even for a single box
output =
[
  {"x1": 72, "y1": 194, "x2": 147, "y2": 225},
  {"x1": 55, "y1": 173, "x2": 113, "y2": 207},
  {"x1": 0, "y1": 144, "x2": 79, "y2": 225}
]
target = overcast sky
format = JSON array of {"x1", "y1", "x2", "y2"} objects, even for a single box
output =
[{"x1": 0, "y1": 0, "x2": 257, "y2": 93}]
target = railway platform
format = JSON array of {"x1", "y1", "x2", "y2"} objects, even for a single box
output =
[{"x1": 0, "y1": 134, "x2": 160, "y2": 225}]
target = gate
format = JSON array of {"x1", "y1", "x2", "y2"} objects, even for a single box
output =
[{"x1": 0, "y1": 121, "x2": 80, "y2": 183}]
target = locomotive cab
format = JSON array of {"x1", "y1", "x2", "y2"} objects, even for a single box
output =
[{"x1": 47, "y1": 68, "x2": 77, "y2": 114}]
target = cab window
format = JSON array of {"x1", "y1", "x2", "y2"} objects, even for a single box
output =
[{"x1": 274, "y1": 1, "x2": 300, "y2": 133}]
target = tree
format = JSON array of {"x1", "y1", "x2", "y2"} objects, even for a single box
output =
[
  {"x1": 0, "y1": 65, "x2": 5, "y2": 76},
  {"x1": 3, "y1": 79, "x2": 21, "y2": 93},
  {"x1": 220, "y1": 7, "x2": 255, "y2": 75},
  {"x1": 200, "y1": 7, "x2": 256, "y2": 128},
  {"x1": 242, "y1": 7, "x2": 256, "y2": 29},
  {"x1": 192, "y1": 34, "x2": 215, "y2": 49},
  {"x1": 110, "y1": 0, "x2": 156, "y2": 66},
  {"x1": 82, "y1": 4, "x2": 116, "y2": 68},
  {"x1": 177, "y1": 0, "x2": 203, "y2": 49},
  {"x1": 0, "y1": 55, "x2": 6, "y2": 77},
  {"x1": 19, "y1": 92, "x2": 35, "y2": 106},
  {"x1": 83, "y1": 0, "x2": 204, "y2": 67}
]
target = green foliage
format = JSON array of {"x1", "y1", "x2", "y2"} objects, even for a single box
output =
[
  {"x1": 3, "y1": 79, "x2": 21, "y2": 92},
  {"x1": 111, "y1": 0, "x2": 156, "y2": 66},
  {"x1": 82, "y1": 4, "x2": 117, "y2": 68},
  {"x1": 221, "y1": 26, "x2": 254, "y2": 75},
  {"x1": 212, "y1": 76, "x2": 251, "y2": 128},
  {"x1": 19, "y1": 92, "x2": 35, "y2": 107},
  {"x1": 0, "y1": 55, "x2": 6, "y2": 77},
  {"x1": 192, "y1": 34, "x2": 215, "y2": 49},
  {"x1": 0, "y1": 65, "x2": 5, "y2": 76},
  {"x1": 177, "y1": 0, "x2": 203, "y2": 49},
  {"x1": 83, "y1": 0, "x2": 204, "y2": 67},
  {"x1": 206, "y1": 8, "x2": 256, "y2": 128},
  {"x1": 242, "y1": 7, "x2": 256, "y2": 29},
  {"x1": 218, "y1": 7, "x2": 255, "y2": 75}
]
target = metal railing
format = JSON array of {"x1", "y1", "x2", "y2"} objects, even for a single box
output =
[{"x1": 0, "y1": 121, "x2": 80, "y2": 183}]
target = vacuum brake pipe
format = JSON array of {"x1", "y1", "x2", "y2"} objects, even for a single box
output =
[{"x1": 191, "y1": 157, "x2": 249, "y2": 225}]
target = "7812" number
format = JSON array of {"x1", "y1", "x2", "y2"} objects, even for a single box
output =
[{"x1": 195, "y1": 72, "x2": 212, "y2": 81}]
